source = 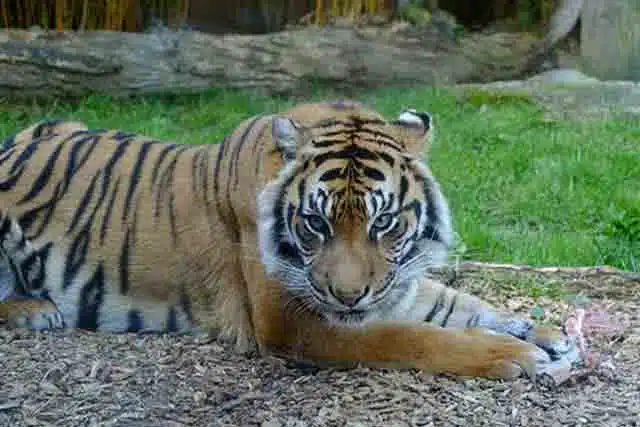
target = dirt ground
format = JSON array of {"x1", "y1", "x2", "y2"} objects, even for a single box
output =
[{"x1": 1, "y1": 266, "x2": 638, "y2": 427}]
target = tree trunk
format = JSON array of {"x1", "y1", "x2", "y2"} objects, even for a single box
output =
[
  {"x1": 581, "y1": 0, "x2": 640, "y2": 80},
  {"x1": 0, "y1": 0, "x2": 580, "y2": 100}
]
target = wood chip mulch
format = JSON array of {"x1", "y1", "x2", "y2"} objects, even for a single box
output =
[{"x1": 1, "y1": 266, "x2": 639, "y2": 427}]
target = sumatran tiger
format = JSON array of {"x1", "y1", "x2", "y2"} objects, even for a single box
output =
[{"x1": 0, "y1": 100, "x2": 579, "y2": 379}]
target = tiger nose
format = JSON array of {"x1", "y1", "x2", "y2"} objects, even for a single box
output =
[{"x1": 329, "y1": 286, "x2": 369, "y2": 307}]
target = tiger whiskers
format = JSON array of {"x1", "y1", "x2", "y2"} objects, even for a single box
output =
[{"x1": 395, "y1": 250, "x2": 439, "y2": 283}]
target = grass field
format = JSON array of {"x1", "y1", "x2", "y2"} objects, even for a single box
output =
[{"x1": 0, "y1": 87, "x2": 638, "y2": 271}]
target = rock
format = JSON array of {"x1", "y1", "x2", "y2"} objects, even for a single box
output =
[{"x1": 527, "y1": 68, "x2": 600, "y2": 84}]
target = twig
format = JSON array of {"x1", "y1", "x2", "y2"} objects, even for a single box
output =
[{"x1": 429, "y1": 262, "x2": 640, "y2": 282}]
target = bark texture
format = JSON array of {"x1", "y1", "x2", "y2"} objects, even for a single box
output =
[{"x1": 0, "y1": 1, "x2": 580, "y2": 99}]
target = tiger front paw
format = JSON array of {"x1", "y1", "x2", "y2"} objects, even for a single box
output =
[
  {"x1": 489, "y1": 318, "x2": 582, "y2": 377},
  {"x1": 451, "y1": 329, "x2": 541, "y2": 380}
]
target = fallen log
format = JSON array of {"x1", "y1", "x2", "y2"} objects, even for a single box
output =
[{"x1": 0, "y1": 0, "x2": 581, "y2": 99}]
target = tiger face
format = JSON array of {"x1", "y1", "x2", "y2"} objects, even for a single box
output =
[{"x1": 258, "y1": 103, "x2": 453, "y2": 326}]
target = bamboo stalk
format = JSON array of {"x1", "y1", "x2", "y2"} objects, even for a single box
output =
[
  {"x1": 124, "y1": 0, "x2": 137, "y2": 32},
  {"x1": 105, "y1": 0, "x2": 110, "y2": 30},
  {"x1": 15, "y1": 0, "x2": 21, "y2": 27},
  {"x1": 181, "y1": 0, "x2": 189, "y2": 26},
  {"x1": 118, "y1": 0, "x2": 127, "y2": 30},
  {"x1": 315, "y1": 0, "x2": 323, "y2": 24},
  {"x1": 40, "y1": 0, "x2": 48, "y2": 28},
  {"x1": 79, "y1": 0, "x2": 88, "y2": 31},
  {"x1": 1, "y1": 0, "x2": 9, "y2": 28},
  {"x1": 56, "y1": 0, "x2": 63, "y2": 31},
  {"x1": 22, "y1": 0, "x2": 31, "y2": 28}
]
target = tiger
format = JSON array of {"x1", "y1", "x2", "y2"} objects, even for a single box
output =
[{"x1": 0, "y1": 101, "x2": 580, "y2": 379}]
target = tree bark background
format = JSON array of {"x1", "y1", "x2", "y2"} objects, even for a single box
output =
[
  {"x1": 0, "y1": 0, "x2": 580, "y2": 100},
  {"x1": 581, "y1": 0, "x2": 640, "y2": 80}
]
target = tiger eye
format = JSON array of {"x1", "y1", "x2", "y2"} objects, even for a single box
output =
[
  {"x1": 372, "y1": 213, "x2": 394, "y2": 231},
  {"x1": 304, "y1": 214, "x2": 327, "y2": 234}
]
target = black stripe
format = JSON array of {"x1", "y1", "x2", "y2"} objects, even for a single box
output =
[
  {"x1": 19, "y1": 133, "x2": 100, "y2": 230},
  {"x1": 313, "y1": 118, "x2": 386, "y2": 129},
  {"x1": 101, "y1": 137, "x2": 132, "y2": 199},
  {"x1": 76, "y1": 265, "x2": 105, "y2": 330},
  {"x1": 0, "y1": 213, "x2": 11, "y2": 236},
  {"x1": 314, "y1": 134, "x2": 402, "y2": 153},
  {"x1": 167, "y1": 307, "x2": 179, "y2": 332},
  {"x1": 28, "y1": 242, "x2": 53, "y2": 295},
  {"x1": 312, "y1": 119, "x2": 346, "y2": 129},
  {"x1": 18, "y1": 141, "x2": 67, "y2": 204},
  {"x1": 1, "y1": 135, "x2": 16, "y2": 153},
  {"x1": 0, "y1": 147, "x2": 15, "y2": 168},
  {"x1": 313, "y1": 138, "x2": 347, "y2": 148},
  {"x1": 377, "y1": 151, "x2": 395, "y2": 167},
  {"x1": 0, "y1": 169, "x2": 23, "y2": 192},
  {"x1": 0, "y1": 217, "x2": 27, "y2": 293},
  {"x1": 421, "y1": 224, "x2": 441, "y2": 244},
  {"x1": 369, "y1": 192, "x2": 378, "y2": 213},
  {"x1": 466, "y1": 313, "x2": 480, "y2": 328},
  {"x1": 191, "y1": 147, "x2": 205, "y2": 200},
  {"x1": 286, "y1": 204, "x2": 296, "y2": 235},
  {"x1": 229, "y1": 116, "x2": 262, "y2": 189},
  {"x1": 19, "y1": 252, "x2": 42, "y2": 287},
  {"x1": 179, "y1": 290, "x2": 194, "y2": 324},
  {"x1": 212, "y1": 137, "x2": 228, "y2": 226},
  {"x1": 199, "y1": 146, "x2": 212, "y2": 212},
  {"x1": 32, "y1": 120, "x2": 65, "y2": 138},
  {"x1": 100, "y1": 176, "x2": 121, "y2": 243},
  {"x1": 121, "y1": 201, "x2": 140, "y2": 293},
  {"x1": 168, "y1": 190, "x2": 178, "y2": 244},
  {"x1": 67, "y1": 173, "x2": 101, "y2": 233},
  {"x1": 150, "y1": 143, "x2": 177, "y2": 189},
  {"x1": 9, "y1": 138, "x2": 46, "y2": 175},
  {"x1": 440, "y1": 294, "x2": 457, "y2": 327},
  {"x1": 153, "y1": 145, "x2": 190, "y2": 220},
  {"x1": 424, "y1": 291, "x2": 446, "y2": 322},
  {"x1": 254, "y1": 135, "x2": 267, "y2": 176},
  {"x1": 112, "y1": 131, "x2": 137, "y2": 141},
  {"x1": 319, "y1": 168, "x2": 344, "y2": 182},
  {"x1": 414, "y1": 181, "x2": 443, "y2": 243},
  {"x1": 297, "y1": 178, "x2": 306, "y2": 210},
  {"x1": 63, "y1": 229, "x2": 91, "y2": 290},
  {"x1": 271, "y1": 171, "x2": 303, "y2": 265},
  {"x1": 126, "y1": 310, "x2": 144, "y2": 333},
  {"x1": 63, "y1": 133, "x2": 101, "y2": 192},
  {"x1": 358, "y1": 136, "x2": 404, "y2": 149},
  {"x1": 362, "y1": 165, "x2": 385, "y2": 181},
  {"x1": 398, "y1": 176, "x2": 409, "y2": 206},
  {"x1": 119, "y1": 228, "x2": 132, "y2": 294},
  {"x1": 122, "y1": 141, "x2": 153, "y2": 222},
  {"x1": 18, "y1": 183, "x2": 64, "y2": 239},
  {"x1": 313, "y1": 145, "x2": 378, "y2": 167},
  {"x1": 65, "y1": 135, "x2": 135, "y2": 248}
]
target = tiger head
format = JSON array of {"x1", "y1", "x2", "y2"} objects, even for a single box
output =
[{"x1": 258, "y1": 101, "x2": 453, "y2": 326}]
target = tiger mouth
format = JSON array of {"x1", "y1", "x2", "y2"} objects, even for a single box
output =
[{"x1": 327, "y1": 309, "x2": 369, "y2": 325}]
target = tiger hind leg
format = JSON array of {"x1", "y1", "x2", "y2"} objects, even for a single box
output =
[
  {"x1": 0, "y1": 298, "x2": 64, "y2": 330},
  {"x1": 0, "y1": 211, "x2": 64, "y2": 330}
]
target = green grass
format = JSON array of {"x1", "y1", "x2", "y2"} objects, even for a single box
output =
[{"x1": 1, "y1": 87, "x2": 638, "y2": 271}]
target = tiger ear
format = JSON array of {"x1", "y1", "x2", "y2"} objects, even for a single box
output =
[
  {"x1": 272, "y1": 116, "x2": 300, "y2": 162},
  {"x1": 391, "y1": 108, "x2": 433, "y2": 156}
]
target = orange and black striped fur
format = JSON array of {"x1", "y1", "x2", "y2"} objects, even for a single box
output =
[{"x1": 0, "y1": 101, "x2": 579, "y2": 379}]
